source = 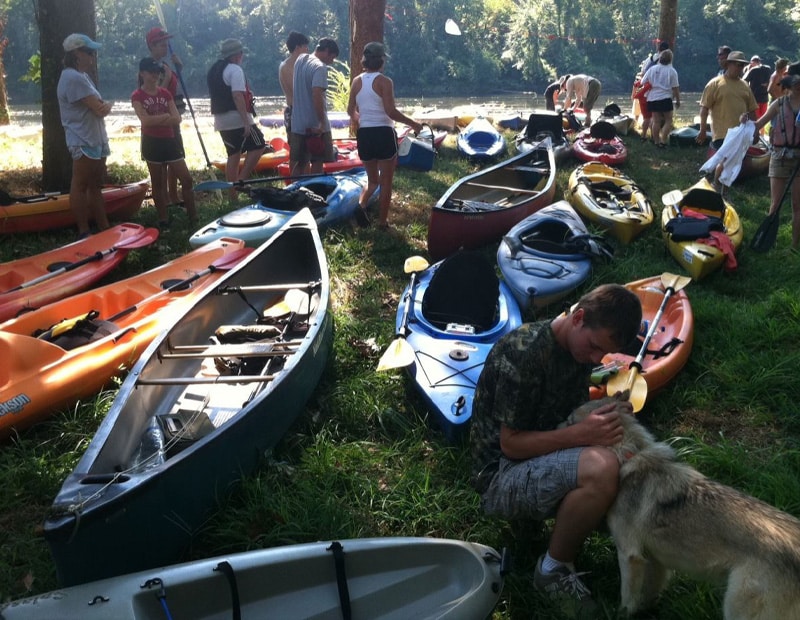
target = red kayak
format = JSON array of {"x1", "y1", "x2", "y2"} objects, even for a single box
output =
[
  {"x1": 0, "y1": 223, "x2": 158, "y2": 322},
  {"x1": 572, "y1": 122, "x2": 627, "y2": 166},
  {"x1": 705, "y1": 136, "x2": 769, "y2": 182},
  {"x1": 0, "y1": 180, "x2": 150, "y2": 234}
]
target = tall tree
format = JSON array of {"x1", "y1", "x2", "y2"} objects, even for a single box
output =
[
  {"x1": 349, "y1": 0, "x2": 384, "y2": 82},
  {"x1": 659, "y1": 0, "x2": 677, "y2": 51},
  {"x1": 0, "y1": 16, "x2": 9, "y2": 124},
  {"x1": 36, "y1": 0, "x2": 95, "y2": 191}
]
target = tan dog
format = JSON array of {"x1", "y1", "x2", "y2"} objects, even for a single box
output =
[{"x1": 570, "y1": 396, "x2": 800, "y2": 619}]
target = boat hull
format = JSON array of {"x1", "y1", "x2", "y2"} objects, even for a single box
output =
[
  {"x1": 590, "y1": 275, "x2": 694, "y2": 400},
  {"x1": 190, "y1": 169, "x2": 370, "y2": 248},
  {"x1": 427, "y1": 138, "x2": 557, "y2": 261},
  {"x1": 497, "y1": 201, "x2": 593, "y2": 311},
  {"x1": 398, "y1": 255, "x2": 523, "y2": 442},
  {"x1": 705, "y1": 137, "x2": 770, "y2": 181},
  {"x1": 1, "y1": 538, "x2": 503, "y2": 619},
  {"x1": 566, "y1": 162, "x2": 654, "y2": 243},
  {"x1": 572, "y1": 128, "x2": 628, "y2": 165},
  {"x1": 0, "y1": 238, "x2": 248, "y2": 439},
  {"x1": 44, "y1": 210, "x2": 333, "y2": 586},
  {"x1": 660, "y1": 178, "x2": 743, "y2": 280},
  {"x1": 0, "y1": 223, "x2": 156, "y2": 322},
  {"x1": 0, "y1": 181, "x2": 149, "y2": 234},
  {"x1": 456, "y1": 117, "x2": 507, "y2": 161}
]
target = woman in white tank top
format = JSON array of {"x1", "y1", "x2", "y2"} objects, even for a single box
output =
[{"x1": 347, "y1": 42, "x2": 422, "y2": 229}]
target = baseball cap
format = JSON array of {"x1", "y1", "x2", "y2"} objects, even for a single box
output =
[
  {"x1": 146, "y1": 27, "x2": 172, "y2": 47},
  {"x1": 139, "y1": 57, "x2": 164, "y2": 74},
  {"x1": 363, "y1": 41, "x2": 389, "y2": 59},
  {"x1": 63, "y1": 33, "x2": 101, "y2": 52},
  {"x1": 750, "y1": 55, "x2": 761, "y2": 62}
]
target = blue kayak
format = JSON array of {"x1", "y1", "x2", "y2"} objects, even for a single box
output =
[
  {"x1": 395, "y1": 252, "x2": 522, "y2": 442},
  {"x1": 190, "y1": 168, "x2": 373, "y2": 248},
  {"x1": 497, "y1": 200, "x2": 612, "y2": 312},
  {"x1": 456, "y1": 116, "x2": 507, "y2": 162}
]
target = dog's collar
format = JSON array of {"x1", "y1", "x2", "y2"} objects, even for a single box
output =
[{"x1": 622, "y1": 450, "x2": 635, "y2": 460}]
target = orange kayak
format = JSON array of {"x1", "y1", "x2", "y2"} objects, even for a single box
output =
[
  {"x1": 589, "y1": 274, "x2": 694, "y2": 400},
  {"x1": 0, "y1": 223, "x2": 158, "y2": 322},
  {"x1": 0, "y1": 237, "x2": 249, "y2": 439},
  {"x1": 212, "y1": 138, "x2": 290, "y2": 173},
  {"x1": 0, "y1": 180, "x2": 149, "y2": 234}
]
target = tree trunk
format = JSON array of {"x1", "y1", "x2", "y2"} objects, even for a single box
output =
[
  {"x1": 349, "y1": 0, "x2": 385, "y2": 82},
  {"x1": 0, "y1": 18, "x2": 10, "y2": 126},
  {"x1": 36, "y1": 0, "x2": 96, "y2": 191},
  {"x1": 659, "y1": 0, "x2": 678, "y2": 53}
]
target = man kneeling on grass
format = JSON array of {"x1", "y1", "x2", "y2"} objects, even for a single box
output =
[{"x1": 470, "y1": 284, "x2": 642, "y2": 616}]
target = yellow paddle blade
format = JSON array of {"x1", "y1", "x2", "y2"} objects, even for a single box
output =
[
  {"x1": 404, "y1": 255, "x2": 429, "y2": 274},
  {"x1": 661, "y1": 189, "x2": 684, "y2": 207},
  {"x1": 661, "y1": 272, "x2": 692, "y2": 292},
  {"x1": 606, "y1": 368, "x2": 648, "y2": 413},
  {"x1": 376, "y1": 337, "x2": 415, "y2": 371}
]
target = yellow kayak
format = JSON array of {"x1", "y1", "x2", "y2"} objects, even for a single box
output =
[
  {"x1": 660, "y1": 178, "x2": 743, "y2": 280},
  {"x1": 566, "y1": 162, "x2": 654, "y2": 243}
]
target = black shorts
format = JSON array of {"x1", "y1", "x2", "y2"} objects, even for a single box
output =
[
  {"x1": 648, "y1": 98, "x2": 674, "y2": 113},
  {"x1": 357, "y1": 126, "x2": 398, "y2": 161},
  {"x1": 141, "y1": 134, "x2": 185, "y2": 164},
  {"x1": 220, "y1": 125, "x2": 266, "y2": 157}
]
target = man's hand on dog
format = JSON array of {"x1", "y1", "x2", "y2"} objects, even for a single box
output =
[{"x1": 566, "y1": 394, "x2": 632, "y2": 446}]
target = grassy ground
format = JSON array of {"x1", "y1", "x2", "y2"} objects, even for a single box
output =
[{"x1": 1, "y1": 121, "x2": 799, "y2": 618}]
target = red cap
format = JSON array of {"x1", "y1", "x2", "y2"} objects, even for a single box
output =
[{"x1": 146, "y1": 27, "x2": 172, "y2": 47}]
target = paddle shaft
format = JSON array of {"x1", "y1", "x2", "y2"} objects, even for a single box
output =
[
  {"x1": 4, "y1": 229, "x2": 158, "y2": 293},
  {"x1": 194, "y1": 169, "x2": 364, "y2": 192},
  {"x1": 625, "y1": 285, "x2": 677, "y2": 387},
  {"x1": 396, "y1": 272, "x2": 418, "y2": 338}
]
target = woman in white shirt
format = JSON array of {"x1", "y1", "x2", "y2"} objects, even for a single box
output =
[
  {"x1": 347, "y1": 42, "x2": 422, "y2": 229},
  {"x1": 642, "y1": 50, "x2": 681, "y2": 149}
]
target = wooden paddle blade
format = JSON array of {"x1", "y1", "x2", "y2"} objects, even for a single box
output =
[
  {"x1": 606, "y1": 369, "x2": 648, "y2": 413},
  {"x1": 660, "y1": 272, "x2": 692, "y2": 292},
  {"x1": 661, "y1": 189, "x2": 684, "y2": 207},
  {"x1": 750, "y1": 212, "x2": 780, "y2": 253},
  {"x1": 404, "y1": 255, "x2": 430, "y2": 273},
  {"x1": 377, "y1": 337, "x2": 415, "y2": 371}
]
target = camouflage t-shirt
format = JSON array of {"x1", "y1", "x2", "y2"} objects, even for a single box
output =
[{"x1": 469, "y1": 321, "x2": 593, "y2": 493}]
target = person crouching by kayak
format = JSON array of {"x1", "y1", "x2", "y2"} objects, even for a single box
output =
[{"x1": 561, "y1": 74, "x2": 602, "y2": 128}]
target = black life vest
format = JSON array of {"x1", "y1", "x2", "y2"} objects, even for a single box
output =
[{"x1": 207, "y1": 59, "x2": 236, "y2": 114}]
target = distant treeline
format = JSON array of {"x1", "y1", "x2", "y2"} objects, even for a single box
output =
[{"x1": 3, "y1": 0, "x2": 798, "y2": 105}]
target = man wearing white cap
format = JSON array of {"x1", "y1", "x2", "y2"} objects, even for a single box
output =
[
  {"x1": 206, "y1": 38, "x2": 266, "y2": 193},
  {"x1": 697, "y1": 51, "x2": 758, "y2": 147},
  {"x1": 57, "y1": 33, "x2": 113, "y2": 239}
]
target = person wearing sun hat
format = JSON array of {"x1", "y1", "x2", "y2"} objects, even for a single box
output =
[
  {"x1": 57, "y1": 33, "x2": 113, "y2": 239},
  {"x1": 697, "y1": 50, "x2": 758, "y2": 147},
  {"x1": 206, "y1": 37, "x2": 266, "y2": 195}
]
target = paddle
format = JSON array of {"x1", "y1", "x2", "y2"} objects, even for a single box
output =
[
  {"x1": 606, "y1": 272, "x2": 692, "y2": 412},
  {"x1": 194, "y1": 171, "x2": 337, "y2": 192},
  {"x1": 750, "y1": 159, "x2": 800, "y2": 253},
  {"x1": 107, "y1": 248, "x2": 252, "y2": 323},
  {"x1": 3, "y1": 227, "x2": 159, "y2": 293},
  {"x1": 377, "y1": 256, "x2": 430, "y2": 371},
  {"x1": 0, "y1": 189, "x2": 61, "y2": 207},
  {"x1": 661, "y1": 189, "x2": 684, "y2": 208}
]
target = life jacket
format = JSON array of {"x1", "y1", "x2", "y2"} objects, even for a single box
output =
[{"x1": 207, "y1": 59, "x2": 236, "y2": 114}]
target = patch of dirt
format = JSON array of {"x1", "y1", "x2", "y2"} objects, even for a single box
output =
[{"x1": 668, "y1": 407, "x2": 784, "y2": 446}]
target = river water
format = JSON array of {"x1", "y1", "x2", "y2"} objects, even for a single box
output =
[{"x1": 5, "y1": 92, "x2": 703, "y2": 129}]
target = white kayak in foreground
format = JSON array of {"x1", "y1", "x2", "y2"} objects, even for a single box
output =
[{"x1": 0, "y1": 537, "x2": 507, "y2": 619}]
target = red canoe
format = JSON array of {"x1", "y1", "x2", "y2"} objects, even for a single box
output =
[
  {"x1": 427, "y1": 137, "x2": 556, "y2": 261},
  {"x1": 0, "y1": 223, "x2": 158, "y2": 322}
]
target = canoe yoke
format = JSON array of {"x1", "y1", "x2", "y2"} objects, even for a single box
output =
[{"x1": 421, "y1": 252, "x2": 499, "y2": 333}]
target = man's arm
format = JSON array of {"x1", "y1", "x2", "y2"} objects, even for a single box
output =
[
  {"x1": 231, "y1": 90, "x2": 252, "y2": 127},
  {"x1": 499, "y1": 400, "x2": 626, "y2": 460},
  {"x1": 311, "y1": 85, "x2": 326, "y2": 133}
]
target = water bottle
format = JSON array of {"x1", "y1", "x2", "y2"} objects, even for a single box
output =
[{"x1": 128, "y1": 417, "x2": 165, "y2": 472}]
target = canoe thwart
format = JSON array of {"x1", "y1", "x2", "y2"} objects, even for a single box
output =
[
  {"x1": 216, "y1": 280, "x2": 322, "y2": 294},
  {"x1": 463, "y1": 181, "x2": 543, "y2": 195},
  {"x1": 159, "y1": 342, "x2": 299, "y2": 360},
  {"x1": 135, "y1": 374, "x2": 278, "y2": 386}
]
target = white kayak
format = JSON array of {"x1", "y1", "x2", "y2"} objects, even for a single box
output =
[{"x1": 0, "y1": 537, "x2": 507, "y2": 619}]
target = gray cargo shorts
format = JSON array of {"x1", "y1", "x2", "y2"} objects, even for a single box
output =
[{"x1": 480, "y1": 448, "x2": 582, "y2": 521}]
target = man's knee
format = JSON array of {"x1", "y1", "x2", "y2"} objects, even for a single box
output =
[{"x1": 578, "y1": 447, "x2": 620, "y2": 493}]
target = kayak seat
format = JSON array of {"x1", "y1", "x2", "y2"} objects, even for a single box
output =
[
  {"x1": 525, "y1": 111, "x2": 566, "y2": 142},
  {"x1": 681, "y1": 188, "x2": 726, "y2": 216},
  {"x1": 248, "y1": 185, "x2": 328, "y2": 212},
  {"x1": 582, "y1": 179, "x2": 633, "y2": 202},
  {"x1": 422, "y1": 251, "x2": 499, "y2": 332},
  {"x1": 520, "y1": 221, "x2": 614, "y2": 261}
]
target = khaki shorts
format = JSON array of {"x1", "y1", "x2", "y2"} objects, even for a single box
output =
[
  {"x1": 770, "y1": 151, "x2": 800, "y2": 178},
  {"x1": 479, "y1": 448, "x2": 582, "y2": 521}
]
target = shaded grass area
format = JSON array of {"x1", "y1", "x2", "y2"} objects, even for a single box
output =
[{"x1": 1, "y1": 127, "x2": 800, "y2": 618}]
